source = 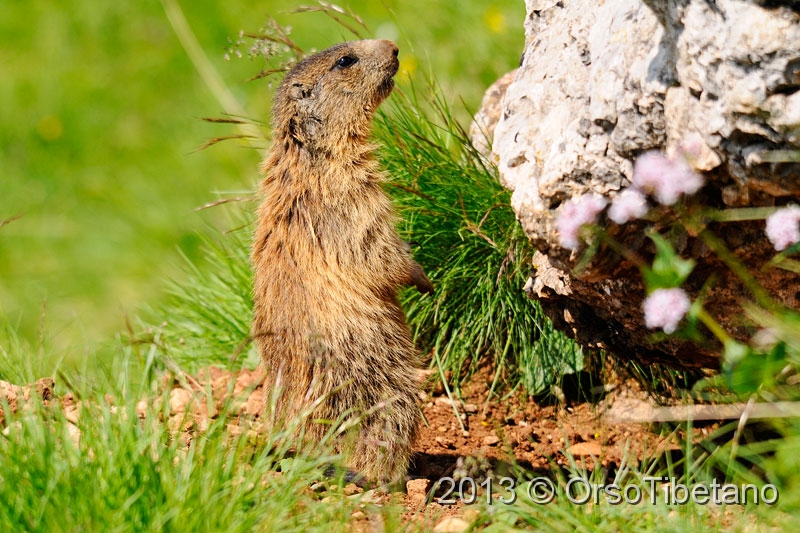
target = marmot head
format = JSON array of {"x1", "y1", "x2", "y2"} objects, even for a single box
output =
[{"x1": 272, "y1": 39, "x2": 399, "y2": 154}]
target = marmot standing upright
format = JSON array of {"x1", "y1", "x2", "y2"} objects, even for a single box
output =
[{"x1": 251, "y1": 39, "x2": 432, "y2": 484}]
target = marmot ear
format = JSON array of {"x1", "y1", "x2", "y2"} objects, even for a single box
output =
[{"x1": 288, "y1": 83, "x2": 313, "y2": 100}]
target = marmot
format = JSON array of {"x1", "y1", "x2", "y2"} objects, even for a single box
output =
[{"x1": 251, "y1": 39, "x2": 433, "y2": 485}]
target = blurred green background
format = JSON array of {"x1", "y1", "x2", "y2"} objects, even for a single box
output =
[{"x1": 0, "y1": 0, "x2": 522, "y2": 359}]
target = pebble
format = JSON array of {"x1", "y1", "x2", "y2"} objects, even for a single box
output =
[
  {"x1": 482, "y1": 435, "x2": 500, "y2": 446},
  {"x1": 433, "y1": 517, "x2": 470, "y2": 533},
  {"x1": 463, "y1": 403, "x2": 478, "y2": 414},
  {"x1": 406, "y1": 478, "x2": 431, "y2": 504},
  {"x1": 343, "y1": 483, "x2": 362, "y2": 496}
]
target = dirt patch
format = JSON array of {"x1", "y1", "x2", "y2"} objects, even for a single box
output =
[
  {"x1": 0, "y1": 377, "x2": 54, "y2": 424},
  {"x1": 413, "y1": 373, "x2": 674, "y2": 478}
]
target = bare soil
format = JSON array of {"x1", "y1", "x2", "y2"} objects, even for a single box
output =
[{"x1": 399, "y1": 367, "x2": 691, "y2": 528}]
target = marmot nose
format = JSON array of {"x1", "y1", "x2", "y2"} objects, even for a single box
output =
[{"x1": 380, "y1": 39, "x2": 399, "y2": 58}]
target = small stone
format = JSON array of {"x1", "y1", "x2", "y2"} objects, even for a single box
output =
[
  {"x1": 566, "y1": 441, "x2": 602, "y2": 456},
  {"x1": 359, "y1": 489, "x2": 383, "y2": 504},
  {"x1": 435, "y1": 436, "x2": 455, "y2": 449},
  {"x1": 169, "y1": 388, "x2": 194, "y2": 414},
  {"x1": 242, "y1": 389, "x2": 264, "y2": 416},
  {"x1": 310, "y1": 481, "x2": 327, "y2": 493},
  {"x1": 234, "y1": 370, "x2": 257, "y2": 394},
  {"x1": 436, "y1": 397, "x2": 455, "y2": 407},
  {"x1": 462, "y1": 508, "x2": 481, "y2": 524},
  {"x1": 67, "y1": 421, "x2": 81, "y2": 447},
  {"x1": 482, "y1": 435, "x2": 500, "y2": 446},
  {"x1": 406, "y1": 478, "x2": 431, "y2": 505},
  {"x1": 226, "y1": 423, "x2": 245, "y2": 437},
  {"x1": 136, "y1": 399, "x2": 148, "y2": 418},
  {"x1": 433, "y1": 517, "x2": 470, "y2": 533},
  {"x1": 35, "y1": 377, "x2": 54, "y2": 401},
  {"x1": 343, "y1": 483, "x2": 362, "y2": 496}
]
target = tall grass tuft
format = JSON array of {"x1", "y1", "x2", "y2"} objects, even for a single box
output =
[
  {"x1": 376, "y1": 83, "x2": 582, "y2": 397},
  {"x1": 0, "y1": 352, "x2": 375, "y2": 532}
]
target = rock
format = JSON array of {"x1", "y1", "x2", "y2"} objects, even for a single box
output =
[
  {"x1": 358, "y1": 489, "x2": 385, "y2": 504},
  {"x1": 235, "y1": 367, "x2": 265, "y2": 393},
  {"x1": 35, "y1": 377, "x2": 54, "y2": 401},
  {"x1": 482, "y1": 435, "x2": 500, "y2": 446},
  {"x1": 406, "y1": 478, "x2": 432, "y2": 505},
  {"x1": 469, "y1": 69, "x2": 517, "y2": 161},
  {"x1": 433, "y1": 517, "x2": 470, "y2": 533},
  {"x1": 169, "y1": 388, "x2": 195, "y2": 414},
  {"x1": 63, "y1": 398, "x2": 80, "y2": 425},
  {"x1": 226, "y1": 422, "x2": 245, "y2": 437},
  {"x1": 343, "y1": 483, "x2": 362, "y2": 496},
  {"x1": 483, "y1": 0, "x2": 800, "y2": 368},
  {"x1": 0, "y1": 377, "x2": 55, "y2": 424},
  {"x1": 435, "y1": 435, "x2": 455, "y2": 449},
  {"x1": 66, "y1": 420, "x2": 81, "y2": 447},
  {"x1": 435, "y1": 396, "x2": 457, "y2": 407},
  {"x1": 136, "y1": 398, "x2": 149, "y2": 419},
  {"x1": 462, "y1": 507, "x2": 481, "y2": 524},
  {"x1": 0, "y1": 380, "x2": 20, "y2": 423},
  {"x1": 242, "y1": 389, "x2": 265, "y2": 417},
  {"x1": 566, "y1": 441, "x2": 602, "y2": 456},
  {"x1": 462, "y1": 403, "x2": 478, "y2": 414}
]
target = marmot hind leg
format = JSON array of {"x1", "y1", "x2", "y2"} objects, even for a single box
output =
[{"x1": 348, "y1": 387, "x2": 420, "y2": 485}]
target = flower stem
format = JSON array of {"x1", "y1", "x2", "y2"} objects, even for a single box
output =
[
  {"x1": 694, "y1": 225, "x2": 774, "y2": 309},
  {"x1": 696, "y1": 307, "x2": 732, "y2": 345}
]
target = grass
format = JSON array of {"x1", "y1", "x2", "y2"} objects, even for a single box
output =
[
  {"x1": 1, "y1": 1, "x2": 798, "y2": 531},
  {"x1": 0, "y1": 338, "x2": 374, "y2": 532},
  {"x1": 0, "y1": 0, "x2": 523, "y2": 358},
  {"x1": 1, "y1": 318, "x2": 792, "y2": 531}
]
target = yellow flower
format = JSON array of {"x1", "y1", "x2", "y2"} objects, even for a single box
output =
[
  {"x1": 37, "y1": 114, "x2": 63, "y2": 141},
  {"x1": 399, "y1": 54, "x2": 418, "y2": 80},
  {"x1": 483, "y1": 7, "x2": 507, "y2": 34}
]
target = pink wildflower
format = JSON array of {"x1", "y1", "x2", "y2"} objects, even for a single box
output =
[
  {"x1": 556, "y1": 193, "x2": 608, "y2": 250},
  {"x1": 765, "y1": 205, "x2": 800, "y2": 251},
  {"x1": 608, "y1": 188, "x2": 649, "y2": 224},
  {"x1": 643, "y1": 288, "x2": 691, "y2": 334},
  {"x1": 632, "y1": 151, "x2": 704, "y2": 205}
]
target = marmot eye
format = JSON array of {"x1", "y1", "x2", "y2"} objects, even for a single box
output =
[{"x1": 335, "y1": 55, "x2": 358, "y2": 68}]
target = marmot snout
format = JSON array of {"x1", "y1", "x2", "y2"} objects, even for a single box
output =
[{"x1": 252, "y1": 40, "x2": 431, "y2": 485}]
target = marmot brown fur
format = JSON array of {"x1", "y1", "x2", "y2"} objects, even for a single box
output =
[{"x1": 251, "y1": 39, "x2": 432, "y2": 485}]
